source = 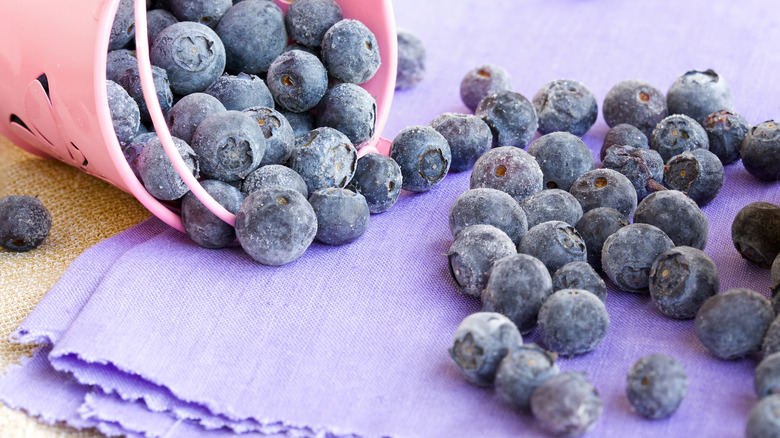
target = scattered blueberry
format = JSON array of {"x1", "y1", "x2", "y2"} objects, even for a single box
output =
[
  {"x1": 701, "y1": 110, "x2": 750, "y2": 165},
  {"x1": 600, "y1": 123, "x2": 648, "y2": 162},
  {"x1": 603, "y1": 79, "x2": 668, "y2": 139},
  {"x1": 649, "y1": 246, "x2": 719, "y2": 320},
  {"x1": 574, "y1": 207, "x2": 628, "y2": 271},
  {"x1": 107, "y1": 79, "x2": 140, "y2": 149},
  {"x1": 601, "y1": 145, "x2": 665, "y2": 201},
  {"x1": 388, "y1": 125, "x2": 451, "y2": 193},
  {"x1": 321, "y1": 19, "x2": 381, "y2": 84},
  {"x1": 447, "y1": 224, "x2": 517, "y2": 297},
  {"x1": 118, "y1": 65, "x2": 174, "y2": 124},
  {"x1": 741, "y1": 120, "x2": 780, "y2": 182},
  {"x1": 530, "y1": 372, "x2": 603, "y2": 437},
  {"x1": 517, "y1": 221, "x2": 587, "y2": 276},
  {"x1": 537, "y1": 289, "x2": 609, "y2": 357},
  {"x1": 109, "y1": 0, "x2": 135, "y2": 50},
  {"x1": 470, "y1": 146, "x2": 543, "y2": 204},
  {"x1": 190, "y1": 110, "x2": 266, "y2": 182},
  {"x1": 527, "y1": 132, "x2": 594, "y2": 191},
  {"x1": 288, "y1": 127, "x2": 357, "y2": 194},
  {"x1": 746, "y1": 394, "x2": 780, "y2": 438},
  {"x1": 316, "y1": 83, "x2": 376, "y2": 146},
  {"x1": 532, "y1": 79, "x2": 598, "y2": 136},
  {"x1": 216, "y1": 0, "x2": 287, "y2": 74},
  {"x1": 649, "y1": 113, "x2": 710, "y2": 163},
  {"x1": 138, "y1": 136, "x2": 200, "y2": 201},
  {"x1": 242, "y1": 106, "x2": 295, "y2": 166},
  {"x1": 568, "y1": 168, "x2": 638, "y2": 219},
  {"x1": 666, "y1": 69, "x2": 734, "y2": 123},
  {"x1": 552, "y1": 262, "x2": 607, "y2": 302},
  {"x1": 241, "y1": 164, "x2": 308, "y2": 198},
  {"x1": 626, "y1": 354, "x2": 688, "y2": 419},
  {"x1": 476, "y1": 90, "x2": 539, "y2": 148},
  {"x1": 495, "y1": 344, "x2": 559, "y2": 410},
  {"x1": 180, "y1": 179, "x2": 244, "y2": 249},
  {"x1": 634, "y1": 190, "x2": 709, "y2": 250},
  {"x1": 460, "y1": 64, "x2": 512, "y2": 112},
  {"x1": 755, "y1": 352, "x2": 780, "y2": 399},
  {"x1": 106, "y1": 49, "x2": 138, "y2": 83},
  {"x1": 602, "y1": 223, "x2": 674, "y2": 293},
  {"x1": 520, "y1": 189, "x2": 583, "y2": 229},
  {"x1": 284, "y1": 0, "x2": 342, "y2": 47},
  {"x1": 449, "y1": 188, "x2": 528, "y2": 246},
  {"x1": 0, "y1": 195, "x2": 52, "y2": 252},
  {"x1": 430, "y1": 113, "x2": 492, "y2": 173},
  {"x1": 169, "y1": 0, "x2": 232, "y2": 28},
  {"x1": 347, "y1": 153, "x2": 403, "y2": 214},
  {"x1": 731, "y1": 202, "x2": 780, "y2": 269},
  {"x1": 396, "y1": 30, "x2": 426, "y2": 90},
  {"x1": 663, "y1": 148, "x2": 724, "y2": 206},
  {"x1": 308, "y1": 187, "x2": 370, "y2": 246},
  {"x1": 204, "y1": 72, "x2": 275, "y2": 111},
  {"x1": 167, "y1": 92, "x2": 227, "y2": 145}
]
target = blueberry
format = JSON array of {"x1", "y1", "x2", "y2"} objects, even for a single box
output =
[
  {"x1": 106, "y1": 49, "x2": 138, "y2": 83},
  {"x1": 279, "y1": 109, "x2": 315, "y2": 139},
  {"x1": 756, "y1": 352, "x2": 780, "y2": 399},
  {"x1": 732, "y1": 202, "x2": 780, "y2": 268},
  {"x1": 746, "y1": 394, "x2": 780, "y2": 438},
  {"x1": 321, "y1": 19, "x2": 381, "y2": 84},
  {"x1": 626, "y1": 354, "x2": 688, "y2": 419},
  {"x1": 649, "y1": 246, "x2": 719, "y2": 320},
  {"x1": 527, "y1": 132, "x2": 594, "y2": 191},
  {"x1": 395, "y1": 30, "x2": 426, "y2": 90},
  {"x1": 531, "y1": 372, "x2": 602, "y2": 437},
  {"x1": 308, "y1": 187, "x2": 369, "y2": 246},
  {"x1": 204, "y1": 72, "x2": 274, "y2": 111},
  {"x1": 346, "y1": 153, "x2": 403, "y2": 214},
  {"x1": 603, "y1": 79, "x2": 668, "y2": 139},
  {"x1": 495, "y1": 344, "x2": 559, "y2": 410},
  {"x1": 168, "y1": 0, "x2": 231, "y2": 28},
  {"x1": 649, "y1": 114, "x2": 710, "y2": 163},
  {"x1": 538, "y1": 289, "x2": 609, "y2": 357},
  {"x1": 448, "y1": 312, "x2": 522, "y2": 387},
  {"x1": 167, "y1": 92, "x2": 227, "y2": 145},
  {"x1": 118, "y1": 65, "x2": 174, "y2": 124},
  {"x1": 235, "y1": 186, "x2": 317, "y2": 265},
  {"x1": 124, "y1": 132, "x2": 157, "y2": 181},
  {"x1": 741, "y1": 120, "x2": 780, "y2": 181},
  {"x1": 0, "y1": 195, "x2": 51, "y2": 252},
  {"x1": 470, "y1": 146, "x2": 543, "y2": 204},
  {"x1": 388, "y1": 125, "x2": 451, "y2": 193},
  {"x1": 520, "y1": 189, "x2": 582, "y2": 229},
  {"x1": 695, "y1": 288, "x2": 774, "y2": 360},
  {"x1": 145, "y1": 9, "x2": 178, "y2": 48},
  {"x1": 476, "y1": 90, "x2": 539, "y2": 148},
  {"x1": 518, "y1": 221, "x2": 587, "y2": 276},
  {"x1": 109, "y1": 0, "x2": 135, "y2": 50},
  {"x1": 241, "y1": 164, "x2": 308, "y2": 198},
  {"x1": 447, "y1": 224, "x2": 517, "y2": 297},
  {"x1": 107, "y1": 79, "x2": 140, "y2": 149},
  {"x1": 449, "y1": 188, "x2": 528, "y2": 246},
  {"x1": 574, "y1": 207, "x2": 629, "y2": 271},
  {"x1": 241, "y1": 107, "x2": 295, "y2": 166},
  {"x1": 666, "y1": 69, "x2": 734, "y2": 123},
  {"x1": 532, "y1": 79, "x2": 598, "y2": 136},
  {"x1": 569, "y1": 168, "x2": 638, "y2": 219},
  {"x1": 663, "y1": 148, "x2": 724, "y2": 206},
  {"x1": 482, "y1": 253, "x2": 553, "y2": 333},
  {"x1": 150, "y1": 22, "x2": 226, "y2": 95},
  {"x1": 601, "y1": 145, "x2": 665, "y2": 201},
  {"x1": 430, "y1": 113, "x2": 492, "y2": 173},
  {"x1": 267, "y1": 50, "x2": 328, "y2": 113},
  {"x1": 600, "y1": 123, "x2": 649, "y2": 161},
  {"x1": 552, "y1": 262, "x2": 606, "y2": 303},
  {"x1": 602, "y1": 223, "x2": 674, "y2": 293},
  {"x1": 284, "y1": 0, "x2": 342, "y2": 47},
  {"x1": 216, "y1": 0, "x2": 286, "y2": 74},
  {"x1": 138, "y1": 136, "x2": 200, "y2": 201},
  {"x1": 460, "y1": 64, "x2": 512, "y2": 112},
  {"x1": 316, "y1": 83, "x2": 376, "y2": 146},
  {"x1": 190, "y1": 110, "x2": 265, "y2": 182},
  {"x1": 764, "y1": 317, "x2": 780, "y2": 358},
  {"x1": 634, "y1": 190, "x2": 709, "y2": 249},
  {"x1": 701, "y1": 110, "x2": 751, "y2": 165},
  {"x1": 289, "y1": 127, "x2": 357, "y2": 194},
  {"x1": 180, "y1": 179, "x2": 244, "y2": 249}
]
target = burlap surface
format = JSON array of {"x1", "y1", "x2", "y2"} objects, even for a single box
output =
[{"x1": 0, "y1": 136, "x2": 151, "y2": 437}]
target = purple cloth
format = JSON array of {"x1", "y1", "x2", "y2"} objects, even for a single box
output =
[{"x1": 3, "y1": 0, "x2": 780, "y2": 436}]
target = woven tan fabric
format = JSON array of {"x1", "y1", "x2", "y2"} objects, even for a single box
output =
[{"x1": 0, "y1": 136, "x2": 151, "y2": 437}]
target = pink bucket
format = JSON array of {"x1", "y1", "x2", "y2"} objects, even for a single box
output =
[{"x1": 0, "y1": 0, "x2": 397, "y2": 231}]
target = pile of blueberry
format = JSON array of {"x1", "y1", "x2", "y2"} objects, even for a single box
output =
[
  {"x1": 104, "y1": 0, "x2": 435, "y2": 265},
  {"x1": 443, "y1": 65, "x2": 780, "y2": 435}
]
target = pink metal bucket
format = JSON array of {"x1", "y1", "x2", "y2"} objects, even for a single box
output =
[{"x1": 0, "y1": 0, "x2": 397, "y2": 231}]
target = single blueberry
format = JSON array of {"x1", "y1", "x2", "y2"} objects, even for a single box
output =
[
  {"x1": 520, "y1": 189, "x2": 583, "y2": 230},
  {"x1": 181, "y1": 179, "x2": 244, "y2": 249},
  {"x1": 124, "y1": 132, "x2": 158, "y2": 181},
  {"x1": 0, "y1": 195, "x2": 52, "y2": 252},
  {"x1": 602, "y1": 223, "x2": 674, "y2": 293},
  {"x1": 569, "y1": 168, "x2": 638, "y2": 219},
  {"x1": 756, "y1": 352, "x2": 780, "y2": 399},
  {"x1": 649, "y1": 246, "x2": 719, "y2": 320},
  {"x1": 531, "y1": 372, "x2": 603, "y2": 437},
  {"x1": 746, "y1": 394, "x2": 780, "y2": 438},
  {"x1": 552, "y1": 262, "x2": 607, "y2": 303},
  {"x1": 308, "y1": 187, "x2": 370, "y2": 246},
  {"x1": 495, "y1": 344, "x2": 559, "y2": 410},
  {"x1": 321, "y1": 19, "x2": 381, "y2": 84},
  {"x1": 667, "y1": 69, "x2": 734, "y2": 123},
  {"x1": 448, "y1": 312, "x2": 522, "y2": 387},
  {"x1": 316, "y1": 83, "x2": 376, "y2": 147},
  {"x1": 242, "y1": 107, "x2": 295, "y2": 166},
  {"x1": 663, "y1": 148, "x2": 724, "y2": 206},
  {"x1": 430, "y1": 113, "x2": 492, "y2": 173},
  {"x1": 537, "y1": 289, "x2": 609, "y2": 357},
  {"x1": 470, "y1": 146, "x2": 543, "y2": 204},
  {"x1": 626, "y1": 354, "x2": 688, "y2": 419},
  {"x1": 168, "y1": 0, "x2": 232, "y2": 28},
  {"x1": 517, "y1": 221, "x2": 587, "y2": 276},
  {"x1": 190, "y1": 110, "x2": 266, "y2": 182},
  {"x1": 118, "y1": 65, "x2": 174, "y2": 124},
  {"x1": 396, "y1": 30, "x2": 426, "y2": 90},
  {"x1": 106, "y1": 49, "x2": 138, "y2": 83},
  {"x1": 204, "y1": 72, "x2": 275, "y2": 111},
  {"x1": 575, "y1": 207, "x2": 629, "y2": 271},
  {"x1": 346, "y1": 153, "x2": 403, "y2": 214},
  {"x1": 701, "y1": 110, "x2": 750, "y2": 165},
  {"x1": 267, "y1": 50, "x2": 329, "y2": 113},
  {"x1": 532, "y1": 79, "x2": 598, "y2": 136},
  {"x1": 216, "y1": 0, "x2": 286, "y2": 74},
  {"x1": 603, "y1": 79, "x2": 668, "y2": 139},
  {"x1": 167, "y1": 92, "x2": 227, "y2": 145},
  {"x1": 731, "y1": 202, "x2": 780, "y2": 269},
  {"x1": 279, "y1": 109, "x2": 315, "y2": 139},
  {"x1": 476, "y1": 90, "x2": 539, "y2": 148},
  {"x1": 288, "y1": 127, "x2": 357, "y2": 194},
  {"x1": 107, "y1": 79, "x2": 140, "y2": 149},
  {"x1": 146, "y1": 9, "x2": 178, "y2": 48},
  {"x1": 601, "y1": 145, "x2": 665, "y2": 201},
  {"x1": 388, "y1": 125, "x2": 451, "y2": 193},
  {"x1": 649, "y1": 114, "x2": 710, "y2": 163},
  {"x1": 241, "y1": 164, "x2": 308, "y2": 198},
  {"x1": 138, "y1": 136, "x2": 200, "y2": 201},
  {"x1": 460, "y1": 64, "x2": 512, "y2": 112},
  {"x1": 482, "y1": 253, "x2": 553, "y2": 333},
  {"x1": 235, "y1": 186, "x2": 317, "y2": 265},
  {"x1": 695, "y1": 288, "x2": 774, "y2": 360},
  {"x1": 449, "y1": 188, "x2": 528, "y2": 246},
  {"x1": 741, "y1": 120, "x2": 780, "y2": 182},
  {"x1": 634, "y1": 190, "x2": 709, "y2": 250},
  {"x1": 600, "y1": 123, "x2": 649, "y2": 161},
  {"x1": 109, "y1": 0, "x2": 135, "y2": 50},
  {"x1": 527, "y1": 132, "x2": 594, "y2": 191},
  {"x1": 447, "y1": 224, "x2": 517, "y2": 297},
  {"x1": 284, "y1": 0, "x2": 342, "y2": 47}
]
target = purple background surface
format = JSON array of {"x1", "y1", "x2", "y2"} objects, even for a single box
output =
[{"x1": 2, "y1": 0, "x2": 780, "y2": 437}]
